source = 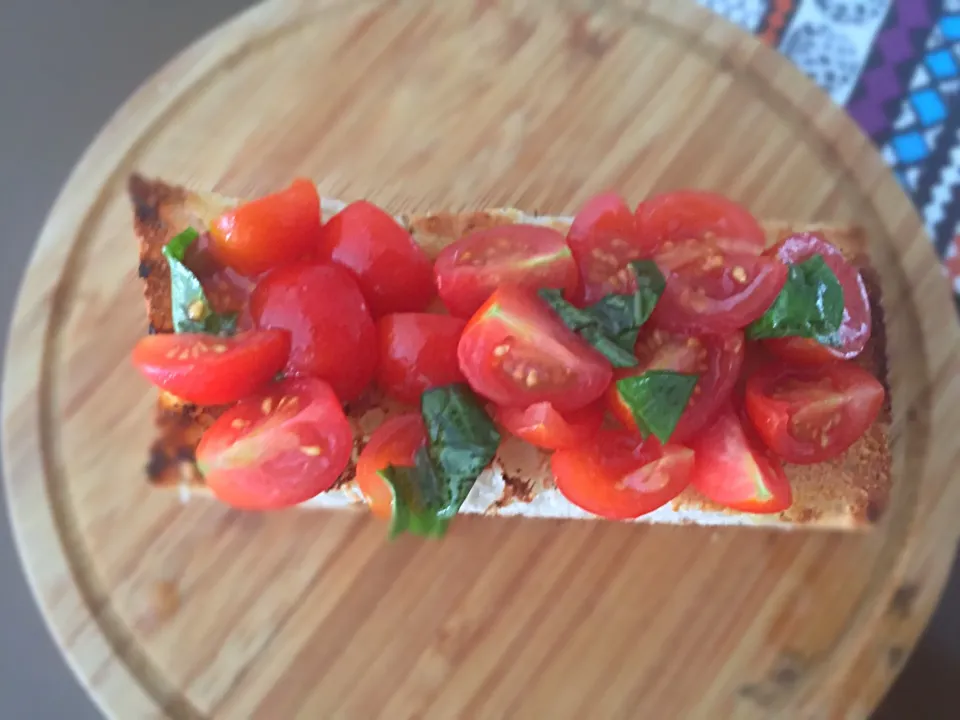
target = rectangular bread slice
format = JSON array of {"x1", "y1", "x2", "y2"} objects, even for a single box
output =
[{"x1": 130, "y1": 174, "x2": 891, "y2": 529}]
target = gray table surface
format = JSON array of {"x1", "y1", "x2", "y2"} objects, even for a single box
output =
[{"x1": 0, "y1": 1, "x2": 957, "y2": 718}]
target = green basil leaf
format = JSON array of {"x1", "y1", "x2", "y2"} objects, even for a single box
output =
[
  {"x1": 162, "y1": 227, "x2": 238, "y2": 335},
  {"x1": 538, "y1": 260, "x2": 665, "y2": 368},
  {"x1": 615, "y1": 370, "x2": 699, "y2": 443},
  {"x1": 379, "y1": 450, "x2": 450, "y2": 539},
  {"x1": 745, "y1": 255, "x2": 843, "y2": 342}
]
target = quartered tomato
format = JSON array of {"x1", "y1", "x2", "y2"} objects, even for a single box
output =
[
  {"x1": 635, "y1": 189, "x2": 766, "y2": 252},
  {"x1": 356, "y1": 414, "x2": 427, "y2": 520},
  {"x1": 209, "y1": 179, "x2": 321, "y2": 277},
  {"x1": 650, "y1": 238, "x2": 787, "y2": 333},
  {"x1": 552, "y1": 429, "x2": 694, "y2": 519},
  {"x1": 196, "y1": 378, "x2": 353, "y2": 510},
  {"x1": 744, "y1": 362, "x2": 884, "y2": 464},
  {"x1": 689, "y1": 406, "x2": 792, "y2": 513},
  {"x1": 608, "y1": 328, "x2": 744, "y2": 444},
  {"x1": 251, "y1": 263, "x2": 377, "y2": 403},
  {"x1": 457, "y1": 286, "x2": 612, "y2": 412},
  {"x1": 131, "y1": 329, "x2": 290, "y2": 406},
  {"x1": 495, "y1": 401, "x2": 604, "y2": 451},
  {"x1": 376, "y1": 313, "x2": 466, "y2": 404},
  {"x1": 566, "y1": 192, "x2": 655, "y2": 305},
  {"x1": 763, "y1": 232, "x2": 872, "y2": 363},
  {"x1": 316, "y1": 201, "x2": 435, "y2": 317},
  {"x1": 435, "y1": 225, "x2": 578, "y2": 318}
]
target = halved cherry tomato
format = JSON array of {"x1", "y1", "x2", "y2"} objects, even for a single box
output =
[
  {"x1": 689, "y1": 406, "x2": 792, "y2": 513},
  {"x1": 566, "y1": 192, "x2": 655, "y2": 305},
  {"x1": 435, "y1": 225, "x2": 579, "y2": 318},
  {"x1": 131, "y1": 329, "x2": 290, "y2": 406},
  {"x1": 316, "y1": 201, "x2": 435, "y2": 317},
  {"x1": 196, "y1": 378, "x2": 353, "y2": 510},
  {"x1": 552, "y1": 429, "x2": 694, "y2": 519},
  {"x1": 744, "y1": 362, "x2": 884, "y2": 464},
  {"x1": 376, "y1": 313, "x2": 466, "y2": 404},
  {"x1": 355, "y1": 414, "x2": 427, "y2": 520},
  {"x1": 457, "y1": 286, "x2": 612, "y2": 412},
  {"x1": 650, "y1": 238, "x2": 787, "y2": 333},
  {"x1": 635, "y1": 189, "x2": 766, "y2": 253},
  {"x1": 608, "y1": 328, "x2": 744, "y2": 444},
  {"x1": 209, "y1": 179, "x2": 321, "y2": 277},
  {"x1": 763, "y1": 232, "x2": 872, "y2": 363},
  {"x1": 251, "y1": 263, "x2": 377, "y2": 403},
  {"x1": 495, "y1": 401, "x2": 605, "y2": 451}
]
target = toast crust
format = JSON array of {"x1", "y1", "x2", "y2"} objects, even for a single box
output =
[{"x1": 129, "y1": 174, "x2": 891, "y2": 528}]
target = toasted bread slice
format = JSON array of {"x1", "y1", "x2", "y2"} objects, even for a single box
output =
[{"x1": 129, "y1": 175, "x2": 891, "y2": 529}]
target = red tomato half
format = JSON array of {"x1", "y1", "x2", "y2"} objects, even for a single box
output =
[
  {"x1": 689, "y1": 406, "x2": 792, "y2": 513},
  {"x1": 209, "y1": 179, "x2": 321, "y2": 277},
  {"x1": 744, "y1": 362, "x2": 884, "y2": 464},
  {"x1": 435, "y1": 225, "x2": 578, "y2": 318},
  {"x1": 197, "y1": 378, "x2": 353, "y2": 510},
  {"x1": 651, "y1": 239, "x2": 787, "y2": 333},
  {"x1": 496, "y1": 401, "x2": 604, "y2": 451},
  {"x1": 635, "y1": 189, "x2": 766, "y2": 252},
  {"x1": 763, "y1": 232, "x2": 872, "y2": 363},
  {"x1": 457, "y1": 286, "x2": 612, "y2": 412},
  {"x1": 552, "y1": 429, "x2": 694, "y2": 519},
  {"x1": 251, "y1": 263, "x2": 377, "y2": 403},
  {"x1": 376, "y1": 313, "x2": 466, "y2": 404},
  {"x1": 566, "y1": 192, "x2": 656, "y2": 305},
  {"x1": 355, "y1": 414, "x2": 427, "y2": 520},
  {"x1": 131, "y1": 329, "x2": 290, "y2": 406},
  {"x1": 608, "y1": 328, "x2": 744, "y2": 444},
  {"x1": 316, "y1": 201, "x2": 435, "y2": 317}
]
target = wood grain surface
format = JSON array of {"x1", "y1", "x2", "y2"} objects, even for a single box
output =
[{"x1": 4, "y1": 0, "x2": 960, "y2": 717}]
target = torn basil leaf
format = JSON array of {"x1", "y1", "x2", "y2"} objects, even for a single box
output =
[
  {"x1": 163, "y1": 227, "x2": 237, "y2": 335},
  {"x1": 615, "y1": 370, "x2": 699, "y2": 443}
]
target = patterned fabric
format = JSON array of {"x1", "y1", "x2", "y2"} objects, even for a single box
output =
[{"x1": 698, "y1": 0, "x2": 960, "y2": 299}]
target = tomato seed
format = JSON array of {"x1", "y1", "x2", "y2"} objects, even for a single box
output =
[
  {"x1": 213, "y1": 344, "x2": 227, "y2": 354},
  {"x1": 187, "y1": 300, "x2": 207, "y2": 321},
  {"x1": 300, "y1": 445, "x2": 323, "y2": 456},
  {"x1": 731, "y1": 266, "x2": 747, "y2": 283},
  {"x1": 261, "y1": 397, "x2": 274, "y2": 414}
]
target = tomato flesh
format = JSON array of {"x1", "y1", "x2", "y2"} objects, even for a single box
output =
[
  {"x1": 131, "y1": 329, "x2": 290, "y2": 406},
  {"x1": 496, "y1": 401, "x2": 604, "y2": 451},
  {"x1": 435, "y1": 224, "x2": 579, "y2": 318},
  {"x1": 636, "y1": 189, "x2": 766, "y2": 252},
  {"x1": 251, "y1": 263, "x2": 377, "y2": 403},
  {"x1": 209, "y1": 179, "x2": 321, "y2": 277},
  {"x1": 196, "y1": 378, "x2": 353, "y2": 510},
  {"x1": 316, "y1": 200, "x2": 435, "y2": 317},
  {"x1": 689, "y1": 406, "x2": 792, "y2": 513},
  {"x1": 763, "y1": 232, "x2": 872, "y2": 363},
  {"x1": 566, "y1": 192, "x2": 656, "y2": 305},
  {"x1": 552, "y1": 429, "x2": 694, "y2": 519},
  {"x1": 608, "y1": 328, "x2": 743, "y2": 444},
  {"x1": 356, "y1": 414, "x2": 427, "y2": 520},
  {"x1": 744, "y1": 362, "x2": 884, "y2": 464},
  {"x1": 457, "y1": 286, "x2": 612, "y2": 412},
  {"x1": 376, "y1": 313, "x2": 466, "y2": 405}
]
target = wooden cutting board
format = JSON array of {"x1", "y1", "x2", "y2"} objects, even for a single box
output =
[{"x1": 5, "y1": 0, "x2": 960, "y2": 717}]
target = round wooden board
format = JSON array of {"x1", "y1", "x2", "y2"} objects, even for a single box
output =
[{"x1": 5, "y1": 0, "x2": 960, "y2": 717}]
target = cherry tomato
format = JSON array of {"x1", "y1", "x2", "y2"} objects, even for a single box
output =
[
  {"x1": 635, "y1": 189, "x2": 766, "y2": 253},
  {"x1": 196, "y1": 378, "x2": 353, "y2": 510},
  {"x1": 435, "y1": 225, "x2": 579, "y2": 318},
  {"x1": 566, "y1": 192, "x2": 655, "y2": 305},
  {"x1": 763, "y1": 232, "x2": 872, "y2": 363},
  {"x1": 457, "y1": 286, "x2": 612, "y2": 412},
  {"x1": 376, "y1": 313, "x2": 466, "y2": 404},
  {"x1": 131, "y1": 329, "x2": 290, "y2": 406},
  {"x1": 316, "y1": 201, "x2": 435, "y2": 317},
  {"x1": 608, "y1": 328, "x2": 743, "y2": 444},
  {"x1": 495, "y1": 401, "x2": 605, "y2": 451},
  {"x1": 209, "y1": 179, "x2": 321, "y2": 277},
  {"x1": 744, "y1": 362, "x2": 884, "y2": 464},
  {"x1": 651, "y1": 238, "x2": 787, "y2": 333},
  {"x1": 251, "y1": 263, "x2": 377, "y2": 403},
  {"x1": 355, "y1": 414, "x2": 427, "y2": 520},
  {"x1": 689, "y1": 406, "x2": 792, "y2": 513},
  {"x1": 552, "y1": 429, "x2": 694, "y2": 519}
]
